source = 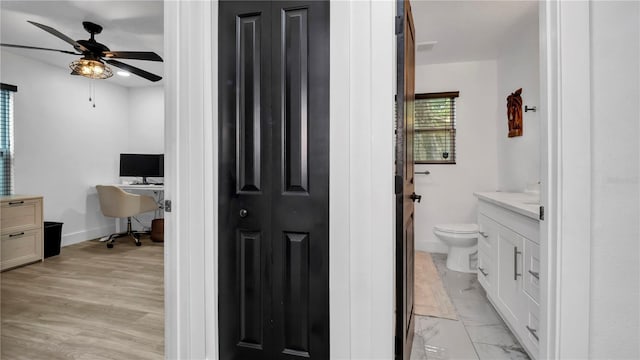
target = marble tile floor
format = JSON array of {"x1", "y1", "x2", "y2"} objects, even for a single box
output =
[{"x1": 411, "y1": 253, "x2": 530, "y2": 360}]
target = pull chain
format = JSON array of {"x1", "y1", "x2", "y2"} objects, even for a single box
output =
[{"x1": 88, "y1": 79, "x2": 96, "y2": 108}]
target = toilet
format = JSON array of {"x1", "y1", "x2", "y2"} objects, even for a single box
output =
[{"x1": 433, "y1": 224, "x2": 479, "y2": 273}]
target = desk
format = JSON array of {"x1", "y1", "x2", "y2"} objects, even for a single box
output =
[
  {"x1": 116, "y1": 184, "x2": 164, "y2": 192},
  {"x1": 110, "y1": 184, "x2": 164, "y2": 233}
]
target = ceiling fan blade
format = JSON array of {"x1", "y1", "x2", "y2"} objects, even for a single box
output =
[
  {"x1": 27, "y1": 20, "x2": 88, "y2": 53},
  {"x1": 0, "y1": 43, "x2": 80, "y2": 55},
  {"x1": 103, "y1": 51, "x2": 163, "y2": 62},
  {"x1": 105, "y1": 59, "x2": 162, "y2": 82}
]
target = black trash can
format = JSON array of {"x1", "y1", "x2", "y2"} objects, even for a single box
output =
[{"x1": 44, "y1": 222, "x2": 63, "y2": 258}]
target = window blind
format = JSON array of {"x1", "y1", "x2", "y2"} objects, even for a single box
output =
[
  {"x1": 414, "y1": 92, "x2": 458, "y2": 164},
  {"x1": 0, "y1": 83, "x2": 17, "y2": 196}
]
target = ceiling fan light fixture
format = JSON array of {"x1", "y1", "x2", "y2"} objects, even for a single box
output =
[
  {"x1": 5, "y1": 20, "x2": 162, "y2": 82},
  {"x1": 69, "y1": 59, "x2": 113, "y2": 80}
]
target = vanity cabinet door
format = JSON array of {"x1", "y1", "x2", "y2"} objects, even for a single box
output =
[{"x1": 496, "y1": 224, "x2": 525, "y2": 327}]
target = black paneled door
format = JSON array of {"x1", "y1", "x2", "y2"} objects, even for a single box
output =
[{"x1": 218, "y1": 1, "x2": 329, "y2": 360}]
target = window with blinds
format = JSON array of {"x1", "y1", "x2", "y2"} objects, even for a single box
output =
[
  {"x1": 0, "y1": 83, "x2": 17, "y2": 196},
  {"x1": 414, "y1": 91, "x2": 459, "y2": 164}
]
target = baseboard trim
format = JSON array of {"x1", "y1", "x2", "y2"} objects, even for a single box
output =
[
  {"x1": 62, "y1": 225, "x2": 115, "y2": 247},
  {"x1": 417, "y1": 241, "x2": 448, "y2": 254}
]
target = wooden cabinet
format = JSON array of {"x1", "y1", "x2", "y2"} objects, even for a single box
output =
[
  {"x1": 476, "y1": 198, "x2": 540, "y2": 360},
  {"x1": 1, "y1": 195, "x2": 44, "y2": 271}
]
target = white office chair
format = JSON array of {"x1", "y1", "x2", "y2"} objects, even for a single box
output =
[{"x1": 96, "y1": 185, "x2": 158, "y2": 248}]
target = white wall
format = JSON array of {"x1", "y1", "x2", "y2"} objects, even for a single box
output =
[
  {"x1": 122, "y1": 86, "x2": 164, "y2": 231},
  {"x1": 127, "y1": 86, "x2": 164, "y2": 153},
  {"x1": 1, "y1": 51, "x2": 129, "y2": 245},
  {"x1": 496, "y1": 10, "x2": 540, "y2": 192},
  {"x1": 414, "y1": 60, "x2": 499, "y2": 253},
  {"x1": 589, "y1": 1, "x2": 639, "y2": 358}
]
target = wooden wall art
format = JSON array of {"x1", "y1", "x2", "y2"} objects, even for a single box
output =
[{"x1": 507, "y1": 88, "x2": 523, "y2": 137}]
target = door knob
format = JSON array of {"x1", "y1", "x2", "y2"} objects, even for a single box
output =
[
  {"x1": 239, "y1": 209, "x2": 248, "y2": 218},
  {"x1": 409, "y1": 192, "x2": 422, "y2": 203}
]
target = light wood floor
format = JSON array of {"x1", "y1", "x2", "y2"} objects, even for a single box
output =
[{"x1": 1, "y1": 236, "x2": 164, "y2": 360}]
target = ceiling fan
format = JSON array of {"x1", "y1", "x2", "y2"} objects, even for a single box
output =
[{"x1": 1, "y1": 20, "x2": 163, "y2": 82}]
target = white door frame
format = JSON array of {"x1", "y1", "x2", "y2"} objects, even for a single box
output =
[
  {"x1": 540, "y1": 1, "x2": 591, "y2": 358},
  {"x1": 329, "y1": 1, "x2": 396, "y2": 358},
  {"x1": 165, "y1": 0, "x2": 594, "y2": 358},
  {"x1": 164, "y1": 1, "x2": 217, "y2": 358}
]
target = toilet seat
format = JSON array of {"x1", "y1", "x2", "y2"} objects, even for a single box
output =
[{"x1": 433, "y1": 223, "x2": 478, "y2": 235}]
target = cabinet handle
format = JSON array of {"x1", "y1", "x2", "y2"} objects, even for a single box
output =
[
  {"x1": 9, "y1": 232, "x2": 25, "y2": 238},
  {"x1": 514, "y1": 246, "x2": 522, "y2": 280},
  {"x1": 526, "y1": 325, "x2": 539, "y2": 342},
  {"x1": 479, "y1": 231, "x2": 488, "y2": 238},
  {"x1": 8, "y1": 200, "x2": 24, "y2": 205},
  {"x1": 478, "y1": 267, "x2": 488, "y2": 277},
  {"x1": 528, "y1": 270, "x2": 540, "y2": 280}
]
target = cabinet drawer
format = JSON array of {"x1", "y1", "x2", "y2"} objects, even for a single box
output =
[
  {"x1": 477, "y1": 214, "x2": 495, "y2": 255},
  {"x1": 522, "y1": 294, "x2": 540, "y2": 358},
  {"x1": 1, "y1": 228, "x2": 43, "y2": 271},
  {"x1": 524, "y1": 239, "x2": 540, "y2": 302},
  {"x1": 477, "y1": 250, "x2": 493, "y2": 294},
  {"x1": 1, "y1": 198, "x2": 43, "y2": 234},
  {"x1": 478, "y1": 200, "x2": 539, "y2": 243}
]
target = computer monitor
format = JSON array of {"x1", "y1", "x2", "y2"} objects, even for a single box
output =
[{"x1": 119, "y1": 154, "x2": 164, "y2": 184}]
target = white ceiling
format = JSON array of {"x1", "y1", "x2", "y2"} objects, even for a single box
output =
[
  {"x1": 410, "y1": 0, "x2": 538, "y2": 65},
  {"x1": 0, "y1": 0, "x2": 163, "y2": 88},
  {"x1": 1, "y1": 0, "x2": 536, "y2": 86}
]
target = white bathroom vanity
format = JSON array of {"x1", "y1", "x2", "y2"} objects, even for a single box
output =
[{"x1": 474, "y1": 192, "x2": 541, "y2": 360}]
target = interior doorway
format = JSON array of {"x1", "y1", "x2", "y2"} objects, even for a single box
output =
[
  {"x1": 402, "y1": 1, "x2": 543, "y2": 359},
  {"x1": 395, "y1": 0, "x2": 417, "y2": 359},
  {"x1": 0, "y1": 2, "x2": 166, "y2": 359}
]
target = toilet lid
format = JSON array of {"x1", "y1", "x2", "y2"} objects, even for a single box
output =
[{"x1": 434, "y1": 223, "x2": 479, "y2": 234}]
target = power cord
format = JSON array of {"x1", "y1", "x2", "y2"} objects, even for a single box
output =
[{"x1": 132, "y1": 216, "x2": 151, "y2": 232}]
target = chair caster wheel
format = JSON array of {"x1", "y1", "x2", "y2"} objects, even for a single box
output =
[
  {"x1": 107, "y1": 243, "x2": 114, "y2": 249},
  {"x1": 136, "y1": 242, "x2": 142, "y2": 247}
]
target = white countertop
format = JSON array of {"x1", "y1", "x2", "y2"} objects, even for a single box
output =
[{"x1": 474, "y1": 191, "x2": 540, "y2": 220}]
